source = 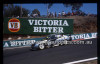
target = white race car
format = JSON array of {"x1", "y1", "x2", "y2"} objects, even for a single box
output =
[{"x1": 31, "y1": 34, "x2": 72, "y2": 50}]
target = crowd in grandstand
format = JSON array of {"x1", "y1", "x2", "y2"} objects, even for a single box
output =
[
  {"x1": 48, "y1": 11, "x2": 97, "y2": 17},
  {"x1": 27, "y1": 11, "x2": 97, "y2": 18}
]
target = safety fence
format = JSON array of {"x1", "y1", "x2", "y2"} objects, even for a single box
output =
[{"x1": 3, "y1": 32, "x2": 97, "y2": 47}]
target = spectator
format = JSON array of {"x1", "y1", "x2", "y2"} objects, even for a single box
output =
[
  {"x1": 55, "y1": 12, "x2": 57, "y2": 18},
  {"x1": 28, "y1": 14, "x2": 30, "y2": 17},
  {"x1": 33, "y1": 13, "x2": 38, "y2": 17},
  {"x1": 67, "y1": 12, "x2": 71, "y2": 16},
  {"x1": 50, "y1": 12, "x2": 52, "y2": 17},
  {"x1": 64, "y1": 12, "x2": 67, "y2": 17},
  {"x1": 48, "y1": 12, "x2": 50, "y2": 17},
  {"x1": 52, "y1": 12, "x2": 54, "y2": 17},
  {"x1": 58, "y1": 12, "x2": 61, "y2": 17},
  {"x1": 72, "y1": 12, "x2": 74, "y2": 16},
  {"x1": 36, "y1": 13, "x2": 38, "y2": 17},
  {"x1": 16, "y1": 16, "x2": 19, "y2": 18},
  {"x1": 33, "y1": 14, "x2": 34, "y2": 17},
  {"x1": 62, "y1": 11, "x2": 65, "y2": 16}
]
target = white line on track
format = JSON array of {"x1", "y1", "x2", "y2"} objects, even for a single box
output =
[{"x1": 62, "y1": 57, "x2": 97, "y2": 64}]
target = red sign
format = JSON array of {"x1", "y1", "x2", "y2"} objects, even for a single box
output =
[{"x1": 8, "y1": 18, "x2": 20, "y2": 32}]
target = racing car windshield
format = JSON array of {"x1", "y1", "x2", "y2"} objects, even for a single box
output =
[
  {"x1": 50, "y1": 35, "x2": 55, "y2": 39},
  {"x1": 47, "y1": 35, "x2": 57, "y2": 40},
  {"x1": 42, "y1": 34, "x2": 57, "y2": 41}
]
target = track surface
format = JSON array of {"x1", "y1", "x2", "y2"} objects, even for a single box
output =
[{"x1": 3, "y1": 38, "x2": 97, "y2": 64}]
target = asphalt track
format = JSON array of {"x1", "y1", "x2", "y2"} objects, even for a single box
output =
[{"x1": 3, "y1": 38, "x2": 97, "y2": 64}]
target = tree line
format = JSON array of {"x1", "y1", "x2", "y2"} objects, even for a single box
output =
[{"x1": 3, "y1": 3, "x2": 85, "y2": 17}]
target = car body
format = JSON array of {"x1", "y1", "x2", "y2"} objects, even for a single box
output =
[{"x1": 31, "y1": 34, "x2": 72, "y2": 50}]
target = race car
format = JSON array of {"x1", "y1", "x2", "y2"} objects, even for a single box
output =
[{"x1": 31, "y1": 34, "x2": 72, "y2": 50}]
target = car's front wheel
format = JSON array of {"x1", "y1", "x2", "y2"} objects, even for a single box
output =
[{"x1": 38, "y1": 44, "x2": 45, "y2": 50}]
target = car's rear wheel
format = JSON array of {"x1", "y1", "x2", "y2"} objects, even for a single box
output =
[{"x1": 50, "y1": 44, "x2": 55, "y2": 48}]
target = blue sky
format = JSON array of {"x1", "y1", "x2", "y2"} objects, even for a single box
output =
[{"x1": 14, "y1": 3, "x2": 97, "y2": 15}]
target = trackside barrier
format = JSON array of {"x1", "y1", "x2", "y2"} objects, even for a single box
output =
[
  {"x1": 71, "y1": 32, "x2": 97, "y2": 40},
  {"x1": 3, "y1": 32, "x2": 97, "y2": 47}
]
